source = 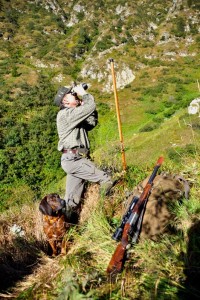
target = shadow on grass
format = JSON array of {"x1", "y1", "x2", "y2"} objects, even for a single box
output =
[
  {"x1": 0, "y1": 237, "x2": 49, "y2": 293},
  {"x1": 178, "y1": 219, "x2": 200, "y2": 299}
]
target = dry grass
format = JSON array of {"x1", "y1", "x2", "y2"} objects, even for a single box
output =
[
  {"x1": 0, "y1": 202, "x2": 45, "y2": 244},
  {"x1": 79, "y1": 184, "x2": 100, "y2": 225},
  {"x1": 0, "y1": 255, "x2": 62, "y2": 300},
  {"x1": 0, "y1": 201, "x2": 47, "y2": 298},
  {"x1": 0, "y1": 184, "x2": 112, "y2": 298}
]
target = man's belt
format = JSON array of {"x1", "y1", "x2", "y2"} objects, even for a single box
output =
[
  {"x1": 62, "y1": 147, "x2": 89, "y2": 156},
  {"x1": 62, "y1": 148, "x2": 79, "y2": 154}
]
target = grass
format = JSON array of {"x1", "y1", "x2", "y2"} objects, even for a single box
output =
[
  {"x1": 1, "y1": 153, "x2": 199, "y2": 299},
  {"x1": 92, "y1": 109, "x2": 200, "y2": 170},
  {"x1": 57, "y1": 161, "x2": 200, "y2": 300},
  {"x1": 0, "y1": 0, "x2": 200, "y2": 298}
]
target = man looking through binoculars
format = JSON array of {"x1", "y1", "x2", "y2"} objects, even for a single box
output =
[{"x1": 54, "y1": 83, "x2": 114, "y2": 216}]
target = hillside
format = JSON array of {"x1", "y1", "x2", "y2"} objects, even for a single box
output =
[
  {"x1": 0, "y1": 0, "x2": 200, "y2": 299},
  {"x1": 0, "y1": 0, "x2": 200, "y2": 205},
  {"x1": 0, "y1": 0, "x2": 200, "y2": 207}
]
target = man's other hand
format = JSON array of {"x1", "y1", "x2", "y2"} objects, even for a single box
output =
[{"x1": 73, "y1": 84, "x2": 87, "y2": 96}]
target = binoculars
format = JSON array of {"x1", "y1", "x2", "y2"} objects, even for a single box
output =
[
  {"x1": 71, "y1": 82, "x2": 88, "y2": 96},
  {"x1": 54, "y1": 82, "x2": 88, "y2": 106}
]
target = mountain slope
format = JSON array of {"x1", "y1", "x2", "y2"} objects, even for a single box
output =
[
  {"x1": 0, "y1": 1, "x2": 200, "y2": 299},
  {"x1": 0, "y1": 0, "x2": 200, "y2": 206}
]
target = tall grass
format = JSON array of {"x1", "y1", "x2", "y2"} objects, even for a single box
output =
[
  {"x1": 56, "y1": 151, "x2": 200, "y2": 299},
  {"x1": 1, "y1": 146, "x2": 199, "y2": 299}
]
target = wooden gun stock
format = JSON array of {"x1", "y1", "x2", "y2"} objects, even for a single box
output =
[
  {"x1": 107, "y1": 157, "x2": 164, "y2": 275},
  {"x1": 107, "y1": 222, "x2": 131, "y2": 274}
]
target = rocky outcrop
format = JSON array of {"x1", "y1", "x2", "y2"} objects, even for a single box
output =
[{"x1": 81, "y1": 60, "x2": 135, "y2": 93}]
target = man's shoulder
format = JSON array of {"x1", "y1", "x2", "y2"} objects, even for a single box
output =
[
  {"x1": 57, "y1": 108, "x2": 68, "y2": 121},
  {"x1": 57, "y1": 107, "x2": 78, "y2": 121},
  {"x1": 57, "y1": 108, "x2": 69, "y2": 115}
]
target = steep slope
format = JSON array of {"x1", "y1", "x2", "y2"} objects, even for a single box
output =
[
  {"x1": 0, "y1": 0, "x2": 199, "y2": 207},
  {"x1": 0, "y1": 1, "x2": 200, "y2": 299}
]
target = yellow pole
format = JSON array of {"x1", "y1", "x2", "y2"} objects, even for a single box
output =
[{"x1": 109, "y1": 58, "x2": 127, "y2": 171}]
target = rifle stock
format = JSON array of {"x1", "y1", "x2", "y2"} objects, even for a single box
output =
[
  {"x1": 106, "y1": 157, "x2": 164, "y2": 275},
  {"x1": 107, "y1": 223, "x2": 131, "y2": 274}
]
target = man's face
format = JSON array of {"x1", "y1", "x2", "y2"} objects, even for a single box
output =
[{"x1": 62, "y1": 93, "x2": 78, "y2": 108}]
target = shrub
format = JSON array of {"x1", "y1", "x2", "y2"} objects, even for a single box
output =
[
  {"x1": 96, "y1": 35, "x2": 114, "y2": 51},
  {"x1": 96, "y1": 102, "x2": 110, "y2": 115},
  {"x1": 167, "y1": 144, "x2": 197, "y2": 163},
  {"x1": 145, "y1": 108, "x2": 160, "y2": 115},
  {"x1": 171, "y1": 17, "x2": 186, "y2": 38},
  {"x1": 139, "y1": 122, "x2": 159, "y2": 132},
  {"x1": 143, "y1": 83, "x2": 166, "y2": 97},
  {"x1": 152, "y1": 116, "x2": 164, "y2": 124},
  {"x1": 77, "y1": 11, "x2": 85, "y2": 21},
  {"x1": 166, "y1": 77, "x2": 184, "y2": 84},
  {"x1": 163, "y1": 107, "x2": 176, "y2": 118},
  {"x1": 196, "y1": 36, "x2": 200, "y2": 44}
]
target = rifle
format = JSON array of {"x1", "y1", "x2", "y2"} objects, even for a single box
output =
[
  {"x1": 106, "y1": 156, "x2": 164, "y2": 275},
  {"x1": 111, "y1": 195, "x2": 139, "y2": 242}
]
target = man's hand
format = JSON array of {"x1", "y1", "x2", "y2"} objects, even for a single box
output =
[{"x1": 73, "y1": 84, "x2": 87, "y2": 96}]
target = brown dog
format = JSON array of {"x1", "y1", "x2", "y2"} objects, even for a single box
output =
[{"x1": 39, "y1": 194, "x2": 70, "y2": 256}]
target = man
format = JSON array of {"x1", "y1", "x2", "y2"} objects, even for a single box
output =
[{"x1": 54, "y1": 84, "x2": 114, "y2": 214}]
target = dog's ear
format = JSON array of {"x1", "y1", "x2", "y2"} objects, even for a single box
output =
[{"x1": 39, "y1": 196, "x2": 53, "y2": 216}]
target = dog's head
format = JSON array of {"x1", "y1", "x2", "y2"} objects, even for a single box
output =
[{"x1": 39, "y1": 194, "x2": 66, "y2": 216}]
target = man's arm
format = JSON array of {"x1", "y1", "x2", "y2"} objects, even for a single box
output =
[
  {"x1": 57, "y1": 95, "x2": 96, "y2": 133},
  {"x1": 82, "y1": 110, "x2": 98, "y2": 131}
]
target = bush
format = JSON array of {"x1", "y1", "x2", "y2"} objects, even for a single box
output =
[
  {"x1": 167, "y1": 144, "x2": 197, "y2": 163},
  {"x1": 163, "y1": 107, "x2": 176, "y2": 118},
  {"x1": 145, "y1": 108, "x2": 160, "y2": 115},
  {"x1": 166, "y1": 77, "x2": 184, "y2": 84},
  {"x1": 143, "y1": 83, "x2": 166, "y2": 97},
  {"x1": 96, "y1": 102, "x2": 110, "y2": 115},
  {"x1": 152, "y1": 116, "x2": 164, "y2": 124},
  {"x1": 139, "y1": 122, "x2": 159, "y2": 132},
  {"x1": 171, "y1": 17, "x2": 186, "y2": 38},
  {"x1": 96, "y1": 35, "x2": 114, "y2": 51}
]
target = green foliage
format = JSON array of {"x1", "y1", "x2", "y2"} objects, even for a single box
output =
[
  {"x1": 77, "y1": 11, "x2": 85, "y2": 22},
  {"x1": 152, "y1": 116, "x2": 164, "y2": 124},
  {"x1": 196, "y1": 35, "x2": 200, "y2": 45},
  {"x1": 0, "y1": 1, "x2": 200, "y2": 297},
  {"x1": 139, "y1": 122, "x2": 160, "y2": 132},
  {"x1": 124, "y1": 164, "x2": 147, "y2": 188},
  {"x1": 96, "y1": 102, "x2": 110, "y2": 115},
  {"x1": 72, "y1": 27, "x2": 92, "y2": 56},
  {"x1": 0, "y1": 72, "x2": 62, "y2": 207},
  {"x1": 187, "y1": 0, "x2": 200, "y2": 9},
  {"x1": 167, "y1": 144, "x2": 197, "y2": 163},
  {"x1": 66, "y1": 61, "x2": 83, "y2": 79},
  {"x1": 171, "y1": 17, "x2": 186, "y2": 38},
  {"x1": 163, "y1": 107, "x2": 176, "y2": 118},
  {"x1": 143, "y1": 83, "x2": 167, "y2": 97},
  {"x1": 96, "y1": 35, "x2": 114, "y2": 51}
]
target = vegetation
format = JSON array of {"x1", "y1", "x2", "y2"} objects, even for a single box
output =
[{"x1": 0, "y1": 0, "x2": 200, "y2": 299}]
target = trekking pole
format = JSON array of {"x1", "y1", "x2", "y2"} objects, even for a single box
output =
[{"x1": 109, "y1": 58, "x2": 127, "y2": 171}]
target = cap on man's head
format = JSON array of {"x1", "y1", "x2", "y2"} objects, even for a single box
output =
[{"x1": 54, "y1": 86, "x2": 72, "y2": 106}]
